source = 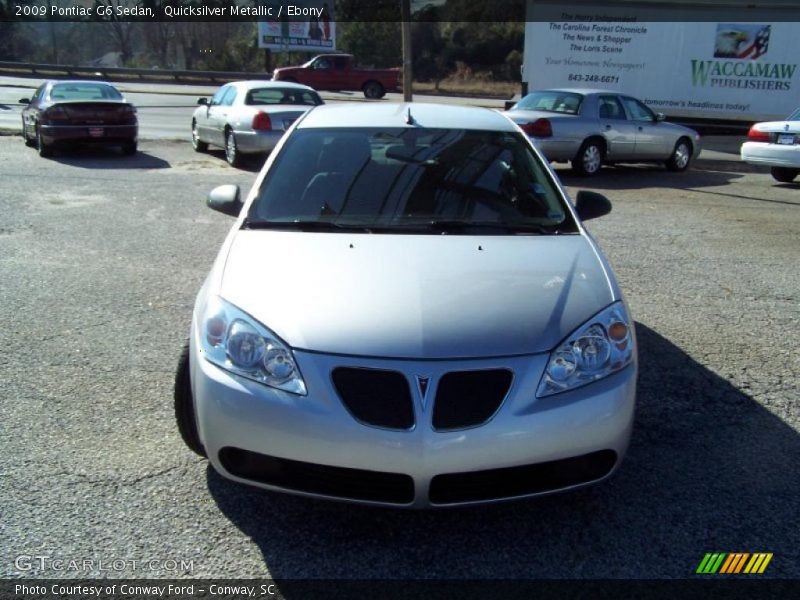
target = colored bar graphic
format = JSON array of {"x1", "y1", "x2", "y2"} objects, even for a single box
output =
[{"x1": 697, "y1": 552, "x2": 773, "y2": 575}]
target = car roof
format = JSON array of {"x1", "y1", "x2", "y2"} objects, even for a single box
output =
[
  {"x1": 298, "y1": 102, "x2": 518, "y2": 132},
  {"x1": 229, "y1": 80, "x2": 317, "y2": 92},
  {"x1": 47, "y1": 80, "x2": 119, "y2": 88}
]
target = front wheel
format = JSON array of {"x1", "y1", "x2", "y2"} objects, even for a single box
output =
[
  {"x1": 363, "y1": 81, "x2": 385, "y2": 99},
  {"x1": 22, "y1": 118, "x2": 35, "y2": 147},
  {"x1": 572, "y1": 140, "x2": 604, "y2": 176},
  {"x1": 225, "y1": 129, "x2": 242, "y2": 168},
  {"x1": 174, "y1": 340, "x2": 206, "y2": 457},
  {"x1": 770, "y1": 167, "x2": 799, "y2": 182},
  {"x1": 191, "y1": 120, "x2": 208, "y2": 153},
  {"x1": 665, "y1": 138, "x2": 692, "y2": 172}
]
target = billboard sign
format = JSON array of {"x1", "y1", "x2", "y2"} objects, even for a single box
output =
[{"x1": 257, "y1": 1, "x2": 335, "y2": 52}]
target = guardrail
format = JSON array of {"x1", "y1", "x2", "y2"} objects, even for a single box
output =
[{"x1": 0, "y1": 61, "x2": 269, "y2": 85}]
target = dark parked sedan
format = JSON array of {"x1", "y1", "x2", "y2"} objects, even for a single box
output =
[
  {"x1": 20, "y1": 81, "x2": 138, "y2": 157},
  {"x1": 504, "y1": 89, "x2": 701, "y2": 176}
]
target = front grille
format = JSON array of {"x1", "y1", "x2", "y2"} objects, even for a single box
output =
[
  {"x1": 219, "y1": 447, "x2": 415, "y2": 504},
  {"x1": 332, "y1": 367, "x2": 414, "y2": 430},
  {"x1": 432, "y1": 369, "x2": 513, "y2": 430},
  {"x1": 429, "y1": 450, "x2": 618, "y2": 504}
]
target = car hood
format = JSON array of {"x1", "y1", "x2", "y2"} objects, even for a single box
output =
[{"x1": 219, "y1": 231, "x2": 615, "y2": 359}]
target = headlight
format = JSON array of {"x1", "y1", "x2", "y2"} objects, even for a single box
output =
[
  {"x1": 200, "y1": 296, "x2": 307, "y2": 395},
  {"x1": 537, "y1": 302, "x2": 634, "y2": 398}
]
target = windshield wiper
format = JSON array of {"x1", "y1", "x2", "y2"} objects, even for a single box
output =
[
  {"x1": 420, "y1": 220, "x2": 561, "y2": 235},
  {"x1": 242, "y1": 219, "x2": 374, "y2": 233}
]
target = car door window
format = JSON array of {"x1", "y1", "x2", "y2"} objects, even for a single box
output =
[
  {"x1": 220, "y1": 87, "x2": 237, "y2": 106},
  {"x1": 598, "y1": 96, "x2": 626, "y2": 120},
  {"x1": 210, "y1": 86, "x2": 228, "y2": 106},
  {"x1": 621, "y1": 97, "x2": 655, "y2": 122},
  {"x1": 313, "y1": 57, "x2": 331, "y2": 70}
]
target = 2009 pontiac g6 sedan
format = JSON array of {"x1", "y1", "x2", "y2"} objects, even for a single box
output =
[{"x1": 174, "y1": 102, "x2": 637, "y2": 508}]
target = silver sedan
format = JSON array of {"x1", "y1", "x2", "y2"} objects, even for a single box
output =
[
  {"x1": 174, "y1": 103, "x2": 637, "y2": 508},
  {"x1": 504, "y1": 89, "x2": 701, "y2": 175},
  {"x1": 191, "y1": 80, "x2": 323, "y2": 167}
]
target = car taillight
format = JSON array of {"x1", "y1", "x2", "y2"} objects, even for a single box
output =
[
  {"x1": 252, "y1": 112, "x2": 272, "y2": 131},
  {"x1": 44, "y1": 106, "x2": 68, "y2": 122},
  {"x1": 747, "y1": 126, "x2": 771, "y2": 142},
  {"x1": 521, "y1": 118, "x2": 552, "y2": 138}
]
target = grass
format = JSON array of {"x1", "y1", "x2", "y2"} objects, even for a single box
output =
[{"x1": 412, "y1": 78, "x2": 519, "y2": 99}]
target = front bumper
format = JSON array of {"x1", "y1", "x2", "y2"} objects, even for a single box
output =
[
  {"x1": 741, "y1": 141, "x2": 800, "y2": 168},
  {"x1": 191, "y1": 334, "x2": 637, "y2": 508}
]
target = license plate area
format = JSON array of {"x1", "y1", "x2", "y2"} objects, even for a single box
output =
[
  {"x1": 777, "y1": 134, "x2": 795, "y2": 145},
  {"x1": 88, "y1": 127, "x2": 104, "y2": 138}
]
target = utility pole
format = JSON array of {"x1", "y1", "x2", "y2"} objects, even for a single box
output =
[{"x1": 401, "y1": 0, "x2": 412, "y2": 102}]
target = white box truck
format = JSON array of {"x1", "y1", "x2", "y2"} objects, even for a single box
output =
[{"x1": 523, "y1": 0, "x2": 800, "y2": 124}]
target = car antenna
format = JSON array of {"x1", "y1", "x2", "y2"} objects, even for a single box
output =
[{"x1": 405, "y1": 106, "x2": 415, "y2": 125}]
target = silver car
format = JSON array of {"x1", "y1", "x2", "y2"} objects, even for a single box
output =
[
  {"x1": 174, "y1": 103, "x2": 637, "y2": 508},
  {"x1": 191, "y1": 80, "x2": 323, "y2": 167},
  {"x1": 505, "y1": 89, "x2": 701, "y2": 175}
]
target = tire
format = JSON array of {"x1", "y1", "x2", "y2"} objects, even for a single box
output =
[
  {"x1": 572, "y1": 139, "x2": 604, "y2": 176},
  {"x1": 191, "y1": 120, "x2": 208, "y2": 153},
  {"x1": 363, "y1": 81, "x2": 385, "y2": 99},
  {"x1": 22, "y1": 118, "x2": 35, "y2": 147},
  {"x1": 770, "y1": 167, "x2": 799, "y2": 183},
  {"x1": 174, "y1": 339, "x2": 206, "y2": 457},
  {"x1": 665, "y1": 138, "x2": 692, "y2": 172},
  {"x1": 224, "y1": 128, "x2": 242, "y2": 168},
  {"x1": 36, "y1": 126, "x2": 52, "y2": 158},
  {"x1": 121, "y1": 140, "x2": 137, "y2": 156}
]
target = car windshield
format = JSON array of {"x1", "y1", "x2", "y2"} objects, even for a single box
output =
[
  {"x1": 245, "y1": 88, "x2": 322, "y2": 106},
  {"x1": 247, "y1": 127, "x2": 577, "y2": 234},
  {"x1": 50, "y1": 83, "x2": 122, "y2": 101},
  {"x1": 515, "y1": 91, "x2": 583, "y2": 115}
]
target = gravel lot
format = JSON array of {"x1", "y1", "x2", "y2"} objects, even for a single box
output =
[{"x1": 0, "y1": 136, "x2": 797, "y2": 579}]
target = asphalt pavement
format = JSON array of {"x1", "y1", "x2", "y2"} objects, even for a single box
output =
[{"x1": 0, "y1": 127, "x2": 798, "y2": 579}]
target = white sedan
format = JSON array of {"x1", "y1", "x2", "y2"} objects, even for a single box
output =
[
  {"x1": 741, "y1": 108, "x2": 800, "y2": 182},
  {"x1": 191, "y1": 80, "x2": 323, "y2": 167}
]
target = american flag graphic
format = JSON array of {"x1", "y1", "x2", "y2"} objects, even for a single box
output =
[{"x1": 737, "y1": 25, "x2": 770, "y2": 59}]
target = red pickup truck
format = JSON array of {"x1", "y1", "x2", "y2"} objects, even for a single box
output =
[{"x1": 272, "y1": 54, "x2": 400, "y2": 99}]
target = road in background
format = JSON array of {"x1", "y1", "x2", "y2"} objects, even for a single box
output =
[
  {"x1": 1, "y1": 135, "x2": 797, "y2": 578},
  {"x1": 0, "y1": 75, "x2": 507, "y2": 142}
]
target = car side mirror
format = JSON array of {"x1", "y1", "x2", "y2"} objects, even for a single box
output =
[
  {"x1": 207, "y1": 185, "x2": 242, "y2": 217},
  {"x1": 575, "y1": 190, "x2": 612, "y2": 221},
  {"x1": 19, "y1": 98, "x2": 30, "y2": 104},
  {"x1": 197, "y1": 97, "x2": 208, "y2": 105},
  {"x1": 655, "y1": 112, "x2": 666, "y2": 122}
]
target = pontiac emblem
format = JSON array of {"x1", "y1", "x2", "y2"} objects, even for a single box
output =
[{"x1": 415, "y1": 376, "x2": 431, "y2": 406}]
